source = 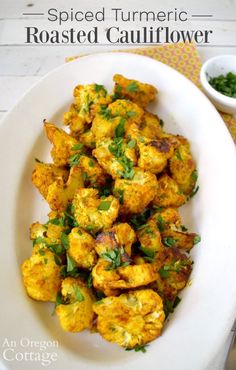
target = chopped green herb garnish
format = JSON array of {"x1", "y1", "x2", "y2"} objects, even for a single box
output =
[
  {"x1": 33, "y1": 236, "x2": 45, "y2": 246},
  {"x1": 66, "y1": 254, "x2": 76, "y2": 272},
  {"x1": 159, "y1": 119, "x2": 164, "y2": 127},
  {"x1": 188, "y1": 185, "x2": 199, "y2": 199},
  {"x1": 163, "y1": 237, "x2": 176, "y2": 248},
  {"x1": 101, "y1": 247, "x2": 130, "y2": 270},
  {"x1": 73, "y1": 286, "x2": 85, "y2": 302},
  {"x1": 115, "y1": 117, "x2": 126, "y2": 138},
  {"x1": 163, "y1": 296, "x2": 182, "y2": 319},
  {"x1": 61, "y1": 233, "x2": 69, "y2": 250},
  {"x1": 209, "y1": 72, "x2": 236, "y2": 98},
  {"x1": 71, "y1": 143, "x2": 84, "y2": 151},
  {"x1": 94, "y1": 84, "x2": 106, "y2": 93},
  {"x1": 54, "y1": 255, "x2": 62, "y2": 266},
  {"x1": 89, "y1": 159, "x2": 94, "y2": 167},
  {"x1": 98, "y1": 200, "x2": 112, "y2": 211},
  {"x1": 115, "y1": 188, "x2": 124, "y2": 204},
  {"x1": 159, "y1": 268, "x2": 170, "y2": 278},
  {"x1": 126, "y1": 344, "x2": 148, "y2": 353},
  {"x1": 126, "y1": 111, "x2": 136, "y2": 118},
  {"x1": 175, "y1": 148, "x2": 182, "y2": 160},
  {"x1": 38, "y1": 249, "x2": 46, "y2": 256},
  {"x1": 140, "y1": 246, "x2": 155, "y2": 262},
  {"x1": 69, "y1": 153, "x2": 80, "y2": 167},
  {"x1": 87, "y1": 274, "x2": 93, "y2": 288},
  {"x1": 100, "y1": 105, "x2": 113, "y2": 120},
  {"x1": 181, "y1": 225, "x2": 188, "y2": 232},
  {"x1": 126, "y1": 81, "x2": 139, "y2": 93},
  {"x1": 47, "y1": 217, "x2": 65, "y2": 226},
  {"x1": 127, "y1": 139, "x2": 136, "y2": 149},
  {"x1": 191, "y1": 170, "x2": 198, "y2": 182},
  {"x1": 156, "y1": 215, "x2": 165, "y2": 232},
  {"x1": 193, "y1": 235, "x2": 201, "y2": 244}
]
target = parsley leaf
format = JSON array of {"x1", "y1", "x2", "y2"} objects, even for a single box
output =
[
  {"x1": 73, "y1": 286, "x2": 84, "y2": 302},
  {"x1": 193, "y1": 235, "x2": 201, "y2": 244},
  {"x1": 126, "y1": 344, "x2": 148, "y2": 353},
  {"x1": 66, "y1": 254, "x2": 77, "y2": 272},
  {"x1": 140, "y1": 246, "x2": 155, "y2": 262},
  {"x1": 156, "y1": 215, "x2": 165, "y2": 232},
  {"x1": 115, "y1": 117, "x2": 126, "y2": 138},
  {"x1": 163, "y1": 237, "x2": 176, "y2": 248},
  {"x1": 126, "y1": 81, "x2": 139, "y2": 93},
  {"x1": 101, "y1": 247, "x2": 130, "y2": 270},
  {"x1": 98, "y1": 200, "x2": 112, "y2": 211},
  {"x1": 71, "y1": 143, "x2": 84, "y2": 151},
  {"x1": 61, "y1": 233, "x2": 69, "y2": 250},
  {"x1": 127, "y1": 139, "x2": 136, "y2": 149}
]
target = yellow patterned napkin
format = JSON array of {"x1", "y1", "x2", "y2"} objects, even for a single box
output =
[{"x1": 67, "y1": 43, "x2": 236, "y2": 142}]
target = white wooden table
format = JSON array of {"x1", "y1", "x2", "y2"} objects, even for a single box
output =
[{"x1": 0, "y1": 0, "x2": 235, "y2": 369}]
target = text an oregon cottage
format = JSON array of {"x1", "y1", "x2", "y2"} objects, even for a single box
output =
[{"x1": 25, "y1": 7, "x2": 213, "y2": 44}]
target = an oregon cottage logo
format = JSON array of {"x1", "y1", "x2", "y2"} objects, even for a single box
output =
[{"x1": 2, "y1": 337, "x2": 58, "y2": 367}]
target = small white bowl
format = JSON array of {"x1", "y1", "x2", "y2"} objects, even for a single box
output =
[{"x1": 200, "y1": 55, "x2": 236, "y2": 115}]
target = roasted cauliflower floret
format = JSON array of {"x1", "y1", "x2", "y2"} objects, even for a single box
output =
[
  {"x1": 32, "y1": 163, "x2": 68, "y2": 199},
  {"x1": 148, "y1": 207, "x2": 200, "y2": 251},
  {"x1": 68, "y1": 227, "x2": 97, "y2": 270},
  {"x1": 138, "y1": 111, "x2": 163, "y2": 139},
  {"x1": 64, "y1": 84, "x2": 111, "y2": 135},
  {"x1": 93, "y1": 137, "x2": 137, "y2": 179},
  {"x1": 72, "y1": 188, "x2": 119, "y2": 232},
  {"x1": 96, "y1": 223, "x2": 136, "y2": 257},
  {"x1": 138, "y1": 138, "x2": 174, "y2": 174},
  {"x1": 152, "y1": 247, "x2": 192, "y2": 301},
  {"x1": 113, "y1": 74, "x2": 157, "y2": 108},
  {"x1": 108, "y1": 263, "x2": 158, "y2": 290},
  {"x1": 137, "y1": 220, "x2": 163, "y2": 254},
  {"x1": 152, "y1": 174, "x2": 186, "y2": 208},
  {"x1": 56, "y1": 277, "x2": 95, "y2": 332},
  {"x1": 93, "y1": 289, "x2": 165, "y2": 348},
  {"x1": 30, "y1": 220, "x2": 65, "y2": 242},
  {"x1": 46, "y1": 166, "x2": 84, "y2": 211},
  {"x1": 91, "y1": 113, "x2": 123, "y2": 142},
  {"x1": 108, "y1": 99, "x2": 144, "y2": 124},
  {"x1": 76, "y1": 155, "x2": 107, "y2": 187},
  {"x1": 161, "y1": 229, "x2": 200, "y2": 252},
  {"x1": 21, "y1": 245, "x2": 61, "y2": 302},
  {"x1": 92, "y1": 258, "x2": 120, "y2": 296},
  {"x1": 113, "y1": 168, "x2": 158, "y2": 214},
  {"x1": 169, "y1": 139, "x2": 197, "y2": 195},
  {"x1": 78, "y1": 129, "x2": 96, "y2": 149},
  {"x1": 44, "y1": 122, "x2": 83, "y2": 166}
]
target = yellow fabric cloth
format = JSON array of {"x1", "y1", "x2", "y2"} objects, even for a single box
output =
[{"x1": 67, "y1": 43, "x2": 236, "y2": 142}]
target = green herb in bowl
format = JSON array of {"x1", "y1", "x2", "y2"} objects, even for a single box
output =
[{"x1": 208, "y1": 72, "x2": 236, "y2": 98}]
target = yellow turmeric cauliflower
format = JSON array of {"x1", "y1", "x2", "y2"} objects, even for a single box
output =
[
  {"x1": 75, "y1": 155, "x2": 107, "y2": 186},
  {"x1": 113, "y1": 74, "x2": 157, "y2": 108},
  {"x1": 56, "y1": 277, "x2": 95, "y2": 332},
  {"x1": 93, "y1": 137, "x2": 137, "y2": 180},
  {"x1": 152, "y1": 174, "x2": 186, "y2": 208},
  {"x1": 44, "y1": 122, "x2": 83, "y2": 166},
  {"x1": 68, "y1": 227, "x2": 97, "y2": 270},
  {"x1": 169, "y1": 138, "x2": 197, "y2": 195},
  {"x1": 72, "y1": 188, "x2": 119, "y2": 232},
  {"x1": 93, "y1": 289, "x2": 165, "y2": 348},
  {"x1": 21, "y1": 245, "x2": 61, "y2": 302},
  {"x1": 64, "y1": 83, "x2": 111, "y2": 136},
  {"x1": 137, "y1": 137, "x2": 175, "y2": 174},
  {"x1": 46, "y1": 166, "x2": 84, "y2": 211},
  {"x1": 137, "y1": 220, "x2": 163, "y2": 254},
  {"x1": 113, "y1": 168, "x2": 158, "y2": 214},
  {"x1": 152, "y1": 247, "x2": 192, "y2": 301},
  {"x1": 95, "y1": 223, "x2": 136, "y2": 257},
  {"x1": 32, "y1": 163, "x2": 68, "y2": 199}
]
